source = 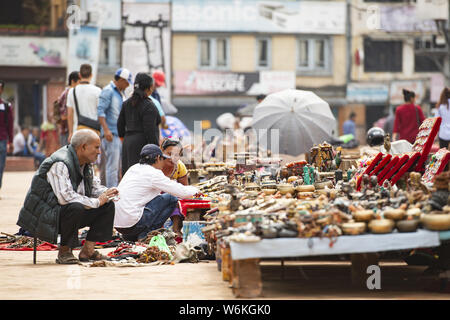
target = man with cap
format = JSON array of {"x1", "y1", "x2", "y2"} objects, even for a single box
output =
[
  {"x1": 97, "y1": 68, "x2": 132, "y2": 188},
  {"x1": 114, "y1": 144, "x2": 199, "y2": 241}
]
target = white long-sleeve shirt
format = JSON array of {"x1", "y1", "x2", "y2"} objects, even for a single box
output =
[
  {"x1": 46, "y1": 162, "x2": 107, "y2": 209},
  {"x1": 114, "y1": 163, "x2": 199, "y2": 228}
]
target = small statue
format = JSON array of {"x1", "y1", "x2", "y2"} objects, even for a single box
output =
[
  {"x1": 303, "y1": 165, "x2": 312, "y2": 185},
  {"x1": 384, "y1": 133, "x2": 391, "y2": 154},
  {"x1": 361, "y1": 174, "x2": 370, "y2": 191},
  {"x1": 407, "y1": 172, "x2": 429, "y2": 194},
  {"x1": 334, "y1": 147, "x2": 342, "y2": 170},
  {"x1": 369, "y1": 175, "x2": 378, "y2": 191}
]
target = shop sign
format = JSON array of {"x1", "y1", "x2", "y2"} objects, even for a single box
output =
[{"x1": 346, "y1": 83, "x2": 389, "y2": 103}]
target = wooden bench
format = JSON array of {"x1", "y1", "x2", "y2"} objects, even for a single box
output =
[{"x1": 4, "y1": 156, "x2": 36, "y2": 171}]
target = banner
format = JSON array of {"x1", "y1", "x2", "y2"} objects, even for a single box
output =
[
  {"x1": 172, "y1": 0, "x2": 346, "y2": 35},
  {"x1": 0, "y1": 36, "x2": 67, "y2": 67},
  {"x1": 67, "y1": 26, "x2": 101, "y2": 83},
  {"x1": 174, "y1": 70, "x2": 295, "y2": 96},
  {"x1": 380, "y1": 5, "x2": 437, "y2": 32}
]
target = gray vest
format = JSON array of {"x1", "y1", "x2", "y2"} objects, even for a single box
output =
[{"x1": 16, "y1": 145, "x2": 94, "y2": 244}]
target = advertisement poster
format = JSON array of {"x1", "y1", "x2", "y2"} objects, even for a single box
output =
[
  {"x1": 172, "y1": 0, "x2": 346, "y2": 34},
  {"x1": 0, "y1": 36, "x2": 67, "y2": 67},
  {"x1": 67, "y1": 26, "x2": 101, "y2": 84},
  {"x1": 174, "y1": 70, "x2": 295, "y2": 96}
]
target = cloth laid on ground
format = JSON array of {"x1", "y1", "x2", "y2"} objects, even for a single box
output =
[{"x1": 0, "y1": 236, "x2": 58, "y2": 251}]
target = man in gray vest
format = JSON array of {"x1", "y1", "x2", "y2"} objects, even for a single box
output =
[{"x1": 17, "y1": 129, "x2": 118, "y2": 264}]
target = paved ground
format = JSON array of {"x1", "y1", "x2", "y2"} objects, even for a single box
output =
[{"x1": 0, "y1": 171, "x2": 448, "y2": 300}]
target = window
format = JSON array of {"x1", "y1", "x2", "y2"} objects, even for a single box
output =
[
  {"x1": 256, "y1": 38, "x2": 271, "y2": 69},
  {"x1": 297, "y1": 37, "x2": 331, "y2": 75},
  {"x1": 414, "y1": 36, "x2": 446, "y2": 72},
  {"x1": 414, "y1": 55, "x2": 443, "y2": 72},
  {"x1": 198, "y1": 37, "x2": 230, "y2": 69},
  {"x1": 364, "y1": 38, "x2": 402, "y2": 72},
  {"x1": 99, "y1": 35, "x2": 120, "y2": 68}
]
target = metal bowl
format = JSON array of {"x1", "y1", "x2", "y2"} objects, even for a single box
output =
[
  {"x1": 384, "y1": 209, "x2": 406, "y2": 221},
  {"x1": 277, "y1": 184, "x2": 294, "y2": 195},
  {"x1": 353, "y1": 210, "x2": 374, "y2": 222},
  {"x1": 342, "y1": 222, "x2": 366, "y2": 235},
  {"x1": 368, "y1": 219, "x2": 395, "y2": 234},
  {"x1": 295, "y1": 185, "x2": 315, "y2": 193},
  {"x1": 420, "y1": 214, "x2": 450, "y2": 231},
  {"x1": 396, "y1": 219, "x2": 419, "y2": 233},
  {"x1": 262, "y1": 189, "x2": 277, "y2": 195}
]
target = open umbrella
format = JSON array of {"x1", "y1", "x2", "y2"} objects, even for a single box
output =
[
  {"x1": 252, "y1": 89, "x2": 336, "y2": 156},
  {"x1": 161, "y1": 116, "x2": 191, "y2": 141}
]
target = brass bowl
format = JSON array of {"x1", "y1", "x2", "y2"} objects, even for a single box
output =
[
  {"x1": 384, "y1": 209, "x2": 406, "y2": 221},
  {"x1": 314, "y1": 180, "x2": 333, "y2": 190},
  {"x1": 396, "y1": 219, "x2": 419, "y2": 233},
  {"x1": 295, "y1": 185, "x2": 315, "y2": 193},
  {"x1": 262, "y1": 189, "x2": 277, "y2": 196},
  {"x1": 406, "y1": 208, "x2": 421, "y2": 218},
  {"x1": 277, "y1": 184, "x2": 294, "y2": 195},
  {"x1": 353, "y1": 210, "x2": 374, "y2": 222},
  {"x1": 368, "y1": 219, "x2": 395, "y2": 234},
  {"x1": 420, "y1": 214, "x2": 450, "y2": 231},
  {"x1": 342, "y1": 222, "x2": 366, "y2": 235},
  {"x1": 297, "y1": 192, "x2": 315, "y2": 199},
  {"x1": 287, "y1": 176, "x2": 298, "y2": 183}
]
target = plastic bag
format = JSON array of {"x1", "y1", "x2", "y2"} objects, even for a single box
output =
[{"x1": 149, "y1": 235, "x2": 173, "y2": 260}]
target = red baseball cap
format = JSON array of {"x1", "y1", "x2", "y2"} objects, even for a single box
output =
[{"x1": 152, "y1": 70, "x2": 166, "y2": 87}]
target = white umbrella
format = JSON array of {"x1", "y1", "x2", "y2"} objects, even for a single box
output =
[{"x1": 252, "y1": 89, "x2": 336, "y2": 156}]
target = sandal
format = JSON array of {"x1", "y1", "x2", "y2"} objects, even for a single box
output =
[
  {"x1": 79, "y1": 250, "x2": 108, "y2": 262},
  {"x1": 56, "y1": 252, "x2": 79, "y2": 265}
]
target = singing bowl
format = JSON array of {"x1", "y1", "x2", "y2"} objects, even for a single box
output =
[
  {"x1": 368, "y1": 219, "x2": 395, "y2": 234},
  {"x1": 277, "y1": 184, "x2": 295, "y2": 195},
  {"x1": 295, "y1": 185, "x2": 315, "y2": 193},
  {"x1": 383, "y1": 209, "x2": 406, "y2": 221},
  {"x1": 262, "y1": 189, "x2": 277, "y2": 196},
  {"x1": 353, "y1": 210, "x2": 374, "y2": 222},
  {"x1": 342, "y1": 222, "x2": 366, "y2": 235},
  {"x1": 420, "y1": 214, "x2": 450, "y2": 231},
  {"x1": 396, "y1": 219, "x2": 419, "y2": 233}
]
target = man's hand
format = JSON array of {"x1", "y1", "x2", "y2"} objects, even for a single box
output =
[
  {"x1": 7, "y1": 143, "x2": 13, "y2": 154},
  {"x1": 98, "y1": 188, "x2": 119, "y2": 206},
  {"x1": 104, "y1": 128, "x2": 113, "y2": 142},
  {"x1": 68, "y1": 132, "x2": 72, "y2": 144}
]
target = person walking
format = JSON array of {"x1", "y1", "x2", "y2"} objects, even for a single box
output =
[
  {"x1": 436, "y1": 87, "x2": 450, "y2": 149},
  {"x1": 66, "y1": 64, "x2": 102, "y2": 142},
  {"x1": 343, "y1": 112, "x2": 356, "y2": 137},
  {"x1": 393, "y1": 89, "x2": 425, "y2": 144},
  {"x1": 0, "y1": 80, "x2": 14, "y2": 197},
  {"x1": 118, "y1": 73, "x2": 161, "y2": 176},
  {"x1": 54, "y1": 71, "x2": 80, "y2": 147},
  {"x1": 97, "y1": 68, "x2": 132, "y2": 188},
  {"x1": 151, "y1": 70, "x2": 165, "y2": 105}
]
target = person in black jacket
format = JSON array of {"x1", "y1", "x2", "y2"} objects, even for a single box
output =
[{"x1": 118, "y1": 73, "x2": 161, "y2": 176}]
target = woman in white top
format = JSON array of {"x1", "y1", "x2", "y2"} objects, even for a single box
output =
[{"x1": 437, "y1": 87, "x2": 450, "y2": 149}]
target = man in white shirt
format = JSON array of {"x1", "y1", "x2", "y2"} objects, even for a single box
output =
[
  {"x1": 66, "y1": 64, "x2": 102, "y2": 142},
  {"x1": 114, "y1": 144, "x2": 199, "y2": 241},
  {"x1": 13, "y1": 126, "x2": 30, "y2": 156}
]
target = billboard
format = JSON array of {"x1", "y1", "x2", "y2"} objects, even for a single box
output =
[
  {"x1": 172, "y1": 0, "x2": 346, "y2": 34},
  {"x1": 0, "y1": 36, "x2": 67, "y2": 67},
  {"x1": 174, "y1": 70, "x2": 295, "y2": 96}
]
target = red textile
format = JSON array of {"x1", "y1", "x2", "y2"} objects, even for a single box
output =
[
  {"x1": 0, "y1": 242, "x2": 58, "y2": 251},
  {"x1": 393, "y1": 103, "x2": 425, "y2": 144}
]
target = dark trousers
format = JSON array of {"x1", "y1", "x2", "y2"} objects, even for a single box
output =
[
  {"x1": 116, "y1": 194, "x2": 178, "y2": 242},
  {"x1": 439, "y1": 138, "x2": 450, "y2": 149},
  {"x1": 59, "y1": 201, "x2": 115, "y2": 248}
]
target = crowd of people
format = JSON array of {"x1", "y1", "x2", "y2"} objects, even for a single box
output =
[
  {"x1": 2, "y1": 64, "x2": 450, "y2": 264},
  {"x1": 5, "y1": 64, "x2": 200, "y2": 264},
  {"x1": 343, "y1": 87, "x2": 450, "y2": 149}
]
